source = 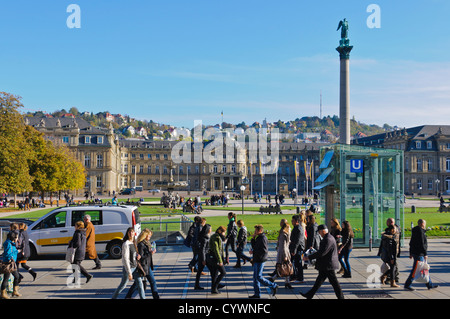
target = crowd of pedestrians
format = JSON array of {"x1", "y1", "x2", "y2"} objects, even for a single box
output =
[{"x1": 0, "y1": 208, "x2": 440, "y2": 299}]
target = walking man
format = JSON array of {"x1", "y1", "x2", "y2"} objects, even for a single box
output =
[
  {"x1": 84, "y1": 215, "x2": 101, "y2": 270},
  {"x1": 300, "y1": 224, "x2": 344, "y2": 299},
  {"x1": 249, "y1": 224, "x2": 278, "y2": 298},
  {"x1": 289, "y1": 214, "x2": 305, "y2": 283},
  {"x1": 404, "y1": 219, "x2": 438, "y2": 291}
]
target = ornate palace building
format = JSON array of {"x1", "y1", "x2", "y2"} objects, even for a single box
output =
[
  {"x1": 26, "y1": 116, "x2": 322, "y2": 196},
  {"x1": 352, "y1": 125, "x2": 450, "y2": 195}
]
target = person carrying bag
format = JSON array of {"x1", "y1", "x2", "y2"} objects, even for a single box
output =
[{"x1": 1, "y1": 232, "x2": 21, "y2": 299}]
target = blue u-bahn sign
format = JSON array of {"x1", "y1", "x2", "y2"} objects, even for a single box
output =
[{"x1": 350, "y1": 159, "x2": 363, "y2": 173}]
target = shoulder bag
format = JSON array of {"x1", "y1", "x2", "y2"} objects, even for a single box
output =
[
  {"x1": 276, "y1": 260, "x2": 293, "y2": 277},
  {"x1": 0, "y1": 243, "x2": 18, "y2": 274}
]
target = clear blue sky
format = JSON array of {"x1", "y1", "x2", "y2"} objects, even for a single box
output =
[{"x1": 1, "y1": 0, "x2": 449, "y2": 129}]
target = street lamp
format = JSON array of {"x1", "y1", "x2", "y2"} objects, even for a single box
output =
[
  {"x1": 240, "y1": 185, "x2": 246, "y2": 215},
  {"x1": 435, "y1": 179, "x2": 440, "y2": 197}
]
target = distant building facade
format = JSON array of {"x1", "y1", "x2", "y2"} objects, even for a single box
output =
[
  {"x1": 353, "y1": 125, "x2": 450, "y2": 195},
  {"x1": 27, "y1": 116, "x2": 322, "y2": 196}
]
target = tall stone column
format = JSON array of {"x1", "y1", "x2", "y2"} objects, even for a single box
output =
[{"x1": 336, "y1": 19, "x2": 353, "y2": 145}]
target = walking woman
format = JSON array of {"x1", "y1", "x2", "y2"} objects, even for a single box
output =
[
  {"x1": 270, "y1": 219, "x2": 293, "y2": 289},
  {"x1": 330, "y1": 218, "x2": 343, "y2": 274},
  {"x1": 1, "y1": 232, "x2": 21, "y2": 299},
  {"x1": 69, "y1": 221, "x2": 93, "y2": 284},
  {"x1": 125, "y1": 228, "x2": 159, "y2": 299},
  {"x1": 378, "y1": 225, "x2": 399, "y2": 287},
  {"x1": 207, "y1": 226, "x2": 227, "y2": 294},
  {"x1": 338, "y1": 220, "x2": 354, "y2": 278},
  {"x1": 17, "y1": 223, "x2": 37, "y2": 282},
  {"x1": 194, "y1": 223, "x2": 212, "y2": 290},
  {"x1": 112, "y1": 227, "x2": 145, "y2": 299},
  {"x1": 224, "y1": 212, "x2": 238, "y2": 265},
  {"x1": 234, "y1": 220, "x2": 251, "y2": 268}
]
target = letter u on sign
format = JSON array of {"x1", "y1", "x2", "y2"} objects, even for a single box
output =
[{"x1": 350, "y1": 159, "x2": 363, "y2": 173}]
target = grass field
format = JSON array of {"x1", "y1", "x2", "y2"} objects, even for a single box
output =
[{"x1": 2, "y1": 204, "x2": 450, "y2": 239}]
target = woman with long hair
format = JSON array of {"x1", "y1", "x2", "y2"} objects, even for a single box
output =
[
  {"x1": 270, "y1": 219, "x2": 293, "y2": 289},
  {"x1": 112, "y1": 227, "x2": 145, "y2": 299},
  {"x1": 338, "y1": 220, "x2": 354, "y2": 278},
  {"x1": 125, "y1": 228, "x2": 160, "y2": 299},
  {"x1": 17, "y1": 223, "x2": 37, "y2": 282}
]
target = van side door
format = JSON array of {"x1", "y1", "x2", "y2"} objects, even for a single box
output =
[{"x1": 35, "y1": 209, "x2": 73, "y2": 254}]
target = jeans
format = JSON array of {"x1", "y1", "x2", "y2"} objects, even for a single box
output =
[
  {"x1": 404, "y1": 254, "x2": 433, "y2": 288},
  {"x1": 236, "y1": 244, "x2": 251, "y2": 265},
  {"x1": 225, "y1": 236, "x2": 237, "y2": 262},
  {"x1": 112, "y1": 267, "x2": 145, "y2": 299},
  {"x1": 292, "y1": 251, "x2": 304, "y2": 281},
  {"x1": 339, "y1": 248, "x2": 352, "y2": 276},
  {"x1": 124, "y1": 270, "x2": 147, "y2": 299},
  {"x1": 253, "y1": 262, "x2": 277, "y2": 297}
]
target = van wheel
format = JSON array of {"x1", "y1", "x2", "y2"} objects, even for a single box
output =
[{"x1": 107, "y1": 240, "x2": 123, "y2": 259}]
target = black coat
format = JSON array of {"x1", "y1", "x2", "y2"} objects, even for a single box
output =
[
  {"x1": 237, "y1": 226, "x2": 248, "y2": 247},
  {"x1": 378, "y1": 233, "x2": 397, "y2": 263},
  {"x1": 69, "y1": 229, "x2": 86, "y2": 261},
  {"x1": 18, "y1": 229, "x2": 30, "y2": 259},
  {"x1": 308, "y1": 233, "x2": 340, "y2": 271},
  {"x1": 306, "y1": 223, "x2": 321, "y2": 251},
  {"x1": 289, "y1": 224, "x2": 305, "y2": 255},
  {"x1": 137, "y1": 240, "x2": 154, "y2": 271},
  {"x1": 409, "y1": 226, "x2": 428, "y2": 256},
  {"x1": 251, "y1": 233, "x2": 269, "y2": 263},
  {"x1": 197, "y1": 224, "x2": 211, "y2": 262}
]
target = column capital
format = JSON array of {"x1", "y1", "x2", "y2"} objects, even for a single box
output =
[{"x1": 336, "y1": 45, "x2": 353, "y2": 59}]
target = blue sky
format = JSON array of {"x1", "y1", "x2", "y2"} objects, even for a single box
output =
[{"x1": 1, "y1": 0, "x2": 450, "y2": 129}]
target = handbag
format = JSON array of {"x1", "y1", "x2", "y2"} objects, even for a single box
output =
[
  {"x1": 136, "y1": 260, "x2": 147, "y2": 277},
  {"x1": 65, "y1": 247, "x2": 77, "y2": 263},
  {"x1": 276, "y1": 260, "x2": 293, "y2": 277},
  {"x1": 0, "y1": 242, "x2": 18, "y2": 274},
  {"x1": 0, "y1": 259, "x2": 17, "y2": 274}
]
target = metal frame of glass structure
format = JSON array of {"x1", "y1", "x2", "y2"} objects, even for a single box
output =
[{"x1": 314, "y1": 144, "x2": 404, "y2": 247}]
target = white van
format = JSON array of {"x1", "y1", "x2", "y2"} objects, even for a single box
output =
[{"x1": 27, "y1": 205, "x2": 141, "y2": 259}]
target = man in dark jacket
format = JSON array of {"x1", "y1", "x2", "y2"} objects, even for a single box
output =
[
  {"x1": 289, "y1": 214, "x2": 305, "y2": 282},
  {"x1": 194, "y1": 222, "x2": 211, "y2": 290},
  {"x1": 300, "y1": 225, "x2": 344, "y2": 299},
  {"x1": 249, "y1": 225, "x2": 278, "y2": 298},
  {"x1": 187, "y1": 216, "x2": 202, "y2": 273},
  {"x1": 404, "y1": 219, "x2": 438, "y2": 291}
]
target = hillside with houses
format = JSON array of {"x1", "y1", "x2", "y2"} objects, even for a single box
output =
[{"x1": 24, "y1": 107, "x2": 396, "y2": 143}]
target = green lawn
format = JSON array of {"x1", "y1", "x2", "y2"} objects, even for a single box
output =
[{"x1": 2, "y1": 205, "x2": 450, "y2": 239}]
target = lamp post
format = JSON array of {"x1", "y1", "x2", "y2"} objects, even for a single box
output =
[
  {"x1": 240, "y1": 185, "x2": 246, "y2": 214},
  {"x1": 293, "y1": 188, "x2": 298, "y2": 207},
  {"x1": 435, "y1": 179, "x2": 440, "y2": 197}
]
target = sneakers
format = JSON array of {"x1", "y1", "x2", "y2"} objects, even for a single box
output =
[{"x1": 404, "y1": 286, "x2": 415, "y2": 291}]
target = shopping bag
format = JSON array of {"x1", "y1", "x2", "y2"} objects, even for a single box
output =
[
  {"x1": 304, "y1": 248, "x2": 317, "y2": 266},
  {"x1": 414, "y1": 261, "x2": 430, "y2": 283},
  {"x1": 0, "y1": 274, "x2": 14, "y2": 293},
  {"x1": 380, "y1": 262, "x2": 390, "y2": 274},
  {"x1": 65, "y1": 247, "x2": 77, "y2": 263}
]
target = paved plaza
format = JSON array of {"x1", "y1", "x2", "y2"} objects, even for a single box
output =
[
  {"x1": 1, "y1": 195, "x2": 449, "y2": 302},
  {"x1": 6, "y1": 238, "x2": 449, "y2": 300}
]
